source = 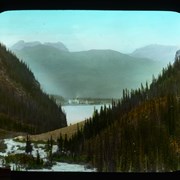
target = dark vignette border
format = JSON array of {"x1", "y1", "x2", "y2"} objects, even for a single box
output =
[
  {"x1": 0, "y1": 0, "x2": 180, "y2": 12},
  {"x1": 0, "y1": 0, "x2": 180, "y2": 179}
]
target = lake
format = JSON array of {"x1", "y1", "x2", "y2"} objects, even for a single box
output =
[{"x1": 62, "y1": 104, "x2": 110, "y2": 125}]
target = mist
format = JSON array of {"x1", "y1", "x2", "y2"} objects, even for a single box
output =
[{"x1": 10, "y1": 41, "x2": 179, "y2": 99}]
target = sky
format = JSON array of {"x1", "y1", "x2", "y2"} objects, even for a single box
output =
[{"x1": 0, "y1": 10, "x2": 180, "y2": 53}]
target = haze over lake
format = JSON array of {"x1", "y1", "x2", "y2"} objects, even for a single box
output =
[{"x1": 62, "y1": 104, "x2": 108, "y2": 125}]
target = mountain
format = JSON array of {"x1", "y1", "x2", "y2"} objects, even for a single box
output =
[
  {"x1": 11, "y1": 40, "x2": 41, "y2": 50},
  {"x1": 44, "y1": 42, "x2": 69, "y2": 51},
  {"x1": 130, "y1": 44, "x2": 179, "y2": 63},
  {"x1": 11, "y1": 42, "x2": 165, "y2": 99},
  {"x1": 55, "y1": 50, "x2": 180, "y2": 172},
  {"x1": 19, "y1": 50, "x2": 180, "y2": 172},
  {"x1": 8, "y1": 40, "x2": 180, "y2": 171},
  {"x1": 0, "y1": 43, "x2": 67, "y2": 135},
  {"x1": 11, "y1": 40, "x2": 69, "y2": 52}
]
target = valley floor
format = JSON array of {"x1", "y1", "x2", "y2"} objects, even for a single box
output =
[{"x1": 0, "y1": 138, "x2": 96, "y2": 172}]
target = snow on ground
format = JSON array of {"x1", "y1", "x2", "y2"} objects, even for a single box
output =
[
  {"x1": 0, "y1": 139, "x2": 55, "y2": 159},
  {"x1": 0, "y1": 138, "x2": 97, "y2": 172},
  {"x1": 0, "y1": 139, "x2": 26, "y2": 155},
  {"x1": 51, "y1": 162, "x2": 96, "y2": 172},
  {"x1": 26, "y1": 162, "x2": 96, "y2": 172}
]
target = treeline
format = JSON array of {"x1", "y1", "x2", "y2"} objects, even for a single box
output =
[
  {"x1": 54, "y1": 53, "x2": 180, "y2": 172},
  {"x1": 0, "y1": 43, "x2": 67, "y2": 134}
]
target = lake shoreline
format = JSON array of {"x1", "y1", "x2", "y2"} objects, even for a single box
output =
[{"x1": 62, "y1": 104, "x2": 111, "y2": 125}]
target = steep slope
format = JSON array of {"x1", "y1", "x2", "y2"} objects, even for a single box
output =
[
  {"x1": 0, "y1": 43, "x2": 67, "y2": 135},
  {"x1": 11, "y1": 42, "x2": 164, "y2": 99},
  {"x1": 15, "y1": 121, "x2": 85, "y2": 142},
  {"x1": 55, "y1": 50, "x2": 180, "y2": 172}
]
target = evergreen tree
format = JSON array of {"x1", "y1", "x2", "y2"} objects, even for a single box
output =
[
  {"x1": 25, "y1": 134, "x2": 33, "y2": 154},
  {"x1": 36, "y1": 150, "x2": 41, "y2": 165}
]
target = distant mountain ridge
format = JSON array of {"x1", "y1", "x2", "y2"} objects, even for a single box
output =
[
  {"x1": 11, "y1": 40, "x2": 69, "y2": 52},
  {"x1": 10, "y1": 41, "x2": 174, "y2": 99},
  {"x1": 130, "y1": 44, "x2": 180, "y2": 63}
]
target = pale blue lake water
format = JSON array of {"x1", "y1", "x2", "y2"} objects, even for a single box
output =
[{"x1": 62, "y1": 104, "x2": 110, "y2": 125}]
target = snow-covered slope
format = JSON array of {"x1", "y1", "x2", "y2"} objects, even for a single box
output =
[{"x1": 0, "y1": 138, "x2": 96, "y2": 172}]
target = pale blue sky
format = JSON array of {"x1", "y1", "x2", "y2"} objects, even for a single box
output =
[{"x1": 0, "y1": 10, "x2": 180, "y2": 53}]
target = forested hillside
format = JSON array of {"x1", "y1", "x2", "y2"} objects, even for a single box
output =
[
  {"x1": 0, "y1": 43, "x2": 67, "y2": 134},
  {"x1": 55, "y1": 52, "x2": 180, "y2": 172}
]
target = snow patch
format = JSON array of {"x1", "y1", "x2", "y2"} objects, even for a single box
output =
[{"x1": 0, "y1": 138, "x2": 97, "y2": 172}]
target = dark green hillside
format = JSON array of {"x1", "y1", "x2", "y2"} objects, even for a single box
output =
[
  {"x1": 55, "y1": 51, "x2": 180, "y2": 172},
  {"x1": 12, "y1": 44, "x2": 163, "y2": 98},
  {"x1": 0, "y1": 43, "x2": 67, "y2": 134}
]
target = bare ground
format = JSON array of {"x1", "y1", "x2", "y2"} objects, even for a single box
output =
[
  {"x1": 14, "y1": 120, "x2": 85, "y2": 142},
  {"x1": 0, "y1": 129, "x2": 27, "y2": 139}
]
